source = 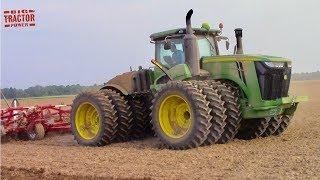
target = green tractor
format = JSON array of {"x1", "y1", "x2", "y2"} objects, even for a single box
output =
[{"x1": 70, "y1": 9, "x2": 307, "y2": 149}]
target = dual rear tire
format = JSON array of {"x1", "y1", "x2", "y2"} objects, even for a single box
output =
[
  {"x1": 70, "y1": 91, "x2": 118, "y2": 146},
  {"x1": 70, "y1": 90, "x2": 152, "y2": 146}
]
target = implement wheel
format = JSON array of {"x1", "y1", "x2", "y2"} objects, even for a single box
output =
[
  {"x1": 27, "y1": 123, "x2": 45, "y2": 140},
  {"x1": 70, "y1": 91, "x2": 117, "y2": 146},
  {"x1": 151, "y1": 81, "x2": 211, "y2": 149}
]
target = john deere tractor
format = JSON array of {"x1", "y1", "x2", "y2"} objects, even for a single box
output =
[{"x1": 70, "y1": 9, "x2": 307, "y2": 149}]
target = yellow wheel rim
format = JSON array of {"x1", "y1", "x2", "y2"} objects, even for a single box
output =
[
  {"x1": 159, "y1": 94, "x2": 192, "y2": 138},
  {"x1": 75, "y1": 102, "x2": 100, "y2": 140}
]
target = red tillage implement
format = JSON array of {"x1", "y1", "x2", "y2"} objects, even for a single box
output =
[{"x1": 1, "y1": 102, "x2": 71, "y2": 140}]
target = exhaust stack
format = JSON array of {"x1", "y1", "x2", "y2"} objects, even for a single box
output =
[
  {"x1": 183, "y1": 9, "x2": 200, "y2": 76},
  {"x1": 186, "y1": 10, "x2": 193, "y2": 34},
  {"x1": 235, "y1": 28, "x2": 244, "y2": 54}
]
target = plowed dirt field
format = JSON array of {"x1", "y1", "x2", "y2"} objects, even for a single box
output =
[{"x1": 1, "y1": 81, "x2": 319, "y2": 179}]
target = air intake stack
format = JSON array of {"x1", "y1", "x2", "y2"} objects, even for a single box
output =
[{"x1": 235, "y1": 28, "x2": 244, "y2": 54}]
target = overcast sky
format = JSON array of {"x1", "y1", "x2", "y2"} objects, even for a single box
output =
[{"x1": 1, "y1": 0, "x2": 320, "y2": 89}]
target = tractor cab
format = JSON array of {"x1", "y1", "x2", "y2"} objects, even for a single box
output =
[
  {"x1": 150, "y1": 28, "x2": 222, "y2": 69},
  {"x1": 149, "y1": 26, "x2": 230, "y2": 89}
]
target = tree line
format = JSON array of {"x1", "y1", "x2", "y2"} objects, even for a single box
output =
[
  {"x1": 1, "y1": 71, "x2": 319, "y2": 99},
  {"x1": 291, "y1": 71, "x2": 320, "y2": 81},
  {"x1": 1, "y1": 84, "x2": 101, "y2": 99}
]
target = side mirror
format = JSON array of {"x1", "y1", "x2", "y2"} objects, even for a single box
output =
[
  {"x1": 226, "y1": 41, "x2": 230, "y2": 50},
  {"x1": 164, "y1": 41, "x2": 172, "y2": 50},
  {"x1": 215, "y1": 36, "x2": 230, "y2": 51}
]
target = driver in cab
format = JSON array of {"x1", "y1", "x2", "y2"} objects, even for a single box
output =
[{"x1": 170, "y1": 44, "x2": 185, "y2": 65}]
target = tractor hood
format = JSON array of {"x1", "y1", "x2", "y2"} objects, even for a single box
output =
[{"x1": 202, "y1": 54, "x2": 291, "y2": 63}]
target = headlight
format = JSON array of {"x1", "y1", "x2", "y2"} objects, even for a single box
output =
[{"x1": 264, "y1": 61, "x2": 285, "y2": 68}]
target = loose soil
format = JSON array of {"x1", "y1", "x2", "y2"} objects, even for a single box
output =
[{"x1": 1, "y1": 81, "x2": 319, "y2": 179}]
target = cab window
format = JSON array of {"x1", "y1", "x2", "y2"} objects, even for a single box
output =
[
  {"x1": 155, "y1": 39, "x2": 185, "y2": 68},
  {"x1": 197, "y1": 36, "x2": 216, "y2": 57}
]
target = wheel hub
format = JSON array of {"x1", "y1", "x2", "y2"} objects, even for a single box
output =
[
  {"x1": 159, "y1": 95, "x2": 192, "y2": 138},
  {"x1": 75, "y1": 102, "x2": 100, "y2": 140}
]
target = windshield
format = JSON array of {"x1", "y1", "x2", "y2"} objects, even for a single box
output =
[{"x1": 155, "y1": 35, "x2": 217, "y2": 68}]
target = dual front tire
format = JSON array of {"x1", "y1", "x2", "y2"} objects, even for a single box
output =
[
  {"x1": 151, "y1": 81, "x2": 212, "y2": 149},
  {"x1": 237, "y1": 115, "x2": 293, "y2": 140},
  {"x1": 151, "y1": 80, "x2": 242, "y2": 149}
]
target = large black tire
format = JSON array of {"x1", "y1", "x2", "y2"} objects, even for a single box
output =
[
  {"x1": 101, "y1": 89, "x2": 133, "y2": 142},
  {"x1": 273, "y1": 115, "x2": 292, "y2": 135},
  {"x1": 151, "y1": 81, "x2": 212, "y2": 149},
  {"x1": 27, "y1": 123, "x2": 45, "y2": 140},
  {"x1": 128, "y1": 94, "x2": 152, "y2": 139},
  {"x1": 190, "y1": 81, "x2": 227, "y2": 145},
  {"x1": 206, "y1": 80, "x2": 242, "y2": 144},
  {"x1": 236, "y1": 118, "x2": 270, "y2": 140},
  {"x1": 70, "y1": 91, "x2": 118, "y2": 146},
  {"x1": 219, "y1": 80, "x2": 242, "y2": 97},
  {"x1": 144, "y1": 93, "x2": 155, "y2": 136},
  {"x1": 261, "y1": 116, "x2": 282, "y2": 137}
]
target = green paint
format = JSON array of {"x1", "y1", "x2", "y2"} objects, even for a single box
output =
[
  {"x1": 201, "y1": 54, "x2": 307, "y2": 119},
  {"x1": 150, "y1": 64, "x2": 192, "y2": 92},
  {"x1": 146, "y1": 28, "x2": 307, "y2": 120},
  {"x1": 201, "y1": 23, "x2": 211, "y2": 31},
  {"x1": 203, "y1": 54, "x2": 291, "y2": 63},
  {"x1": 167, "y1": 64, "x2": 192, "y2": 80}
]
